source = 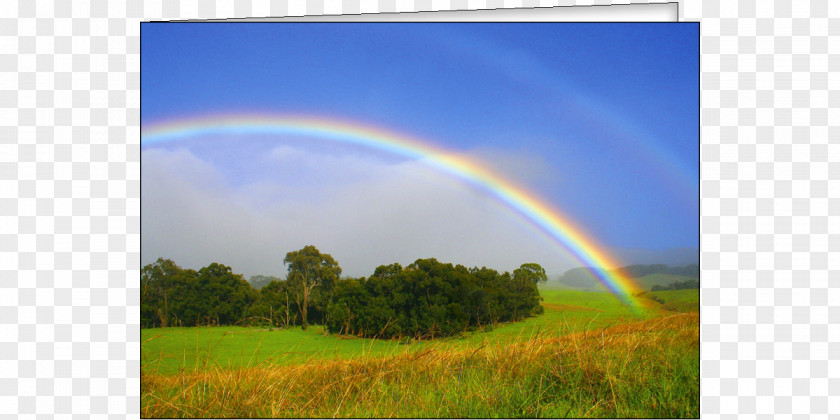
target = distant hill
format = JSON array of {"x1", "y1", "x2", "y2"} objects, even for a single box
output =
[
  {"x1": 612, "y1": 247, "x2": 700, "y2": 267},
  {"x1": 557, "y1": 264, "x2": 699, "y2": 292},
  {"x1": 537, "y1": 281, "x2": 581, "y2": 291},
  {"x1": 249, "y1": 275, "x2": 283, "y2": 290}
]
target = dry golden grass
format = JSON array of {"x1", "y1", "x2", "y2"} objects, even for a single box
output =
[{"x1": 142, "y1": 312, "x2": 699, "y2": 418}]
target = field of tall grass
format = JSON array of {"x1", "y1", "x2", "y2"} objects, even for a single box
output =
[{"x1": 141, "y1": 289, "x2": 699, "y2": 418}]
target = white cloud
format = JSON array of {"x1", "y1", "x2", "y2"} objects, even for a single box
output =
[{"x1": 141, "y1": 143, "x2": 580, "y2": 279}]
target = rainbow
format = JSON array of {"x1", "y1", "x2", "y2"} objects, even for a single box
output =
[{"x1": 141, "y1": 113, "x2": 646, "y2": 312}]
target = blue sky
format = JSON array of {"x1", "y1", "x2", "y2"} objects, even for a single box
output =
[{"x1": 141, "y1": 23, "x2": 699, "y2": 278}]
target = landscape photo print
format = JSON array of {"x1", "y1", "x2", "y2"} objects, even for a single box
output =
[{"x1": 140, "y1": 22, "x2": 700, "y2": 418}]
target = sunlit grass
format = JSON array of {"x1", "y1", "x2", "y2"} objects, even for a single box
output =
[
  {"x1": 141, "y1": 289, "x2": 698, "y2": 418},
  {"x1": 141, "y1": 312, "x2": 698, "y2": 418}
]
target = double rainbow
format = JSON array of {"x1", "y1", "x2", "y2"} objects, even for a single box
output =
[{"x1": 141, "y1": 114, "x2": 645, "y2": 312}]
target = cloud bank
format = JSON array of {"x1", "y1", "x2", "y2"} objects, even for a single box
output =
[{"x1": 141, "y1": 140, "x2": 580, "y2": 279}]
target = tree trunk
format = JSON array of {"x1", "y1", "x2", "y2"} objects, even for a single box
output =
[
  {"x1": 344, "y1": 303, "x2": 352, "y2": 335},
  {"x1": 301, "y1": 283, "x2": 310, "y2": 330},
  {"x1": 284, "y1": 291, "x2": 291, "y2": 327},
  {"x1": 159, "y1": 290, "x2": 169, "y2": 328},
  {"x1": 292, "y1": 293, "x2": 302, "y2": 326}
]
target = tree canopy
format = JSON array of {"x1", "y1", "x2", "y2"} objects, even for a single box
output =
[
  {"x1": 141, "y1": 249, "x2": 547, "y2": 340},
  {"x1": 325, "y1": 259, "x2": 545, "y2": 339},
  {"x1": 283, "y1": 245, "x2": 342, "y2": 330},
  {"x1": 140, "y1": 259, "x2": 257, "y2": 328}
]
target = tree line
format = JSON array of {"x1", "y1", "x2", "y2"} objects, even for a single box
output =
[
  {"x1": 650, "y1": 279, "x2": 700, "y2": 291},
  {"x1": 141, "y1": 245, "x2": 547, "y2": 339}
]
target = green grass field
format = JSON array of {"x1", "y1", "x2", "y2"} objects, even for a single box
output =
[
  {"x1": 646, "y1": 289, "x2": 700, "y2": 313},
  {"x1": 141, "y1": 289, "x2": 698, "y2": 418},
  {"x1": 142, "y1": 290, "x2": 656, "y2": 375}
]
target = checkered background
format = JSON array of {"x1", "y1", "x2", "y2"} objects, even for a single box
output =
[{"x1": 0, "y1": 0, "x2": 836, "y2": 418}]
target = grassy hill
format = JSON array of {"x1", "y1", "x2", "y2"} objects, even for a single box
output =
[
  {"x1": 643, "y1": 289, "x2": 700, "y2": 313},
  {"x1": 141, "y1": 289, "x2": 699, "y2": 418}
]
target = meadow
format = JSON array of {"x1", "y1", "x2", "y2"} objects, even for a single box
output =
[
  {"x1": 647, "y1": 289, "x2": 700, "y2": 313},
  {"x1": 141, "y1": 289, "x2": 699, "y2": 418}
]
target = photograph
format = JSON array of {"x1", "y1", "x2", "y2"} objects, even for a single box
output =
[{"x1": 140, "y1": 22, "x2": 700, "y2": 418}]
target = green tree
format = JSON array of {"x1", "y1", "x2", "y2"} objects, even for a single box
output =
[
  {"x1": 194, "y1": 263, "x2": 255, "y2": 326},
  {"x1": 252, "y1": 279, "x2": 297, "y2": 327},
  {"x1": 167, "y1": 268, "x2": 200, "y2": 326},
  {"x1": 513, "y1": 263, "x2": 547, "y2": 284},
  {"x1": 511, "y1": 263, "x2": 546, "y2": 320},
  {"x1": 283, "y1": 245, "x2": 342, "y2": 330},
  {"x1": 324, "y1": 259, "x2": 548, "y2": 339},
  {"x1": 141, "y1": 258, "x2": 182, "y2": 328}
]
